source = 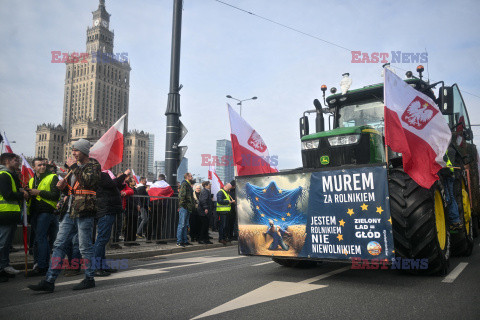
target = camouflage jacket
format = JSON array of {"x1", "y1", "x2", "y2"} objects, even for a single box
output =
[
  {"x1": 178, "y1": 180, "x2": 195, "y2": 212},
  {"x1": 68, "y1": 158, "x2": 101, "y2": 218}
]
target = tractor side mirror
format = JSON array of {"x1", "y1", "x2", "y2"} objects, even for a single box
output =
[
  {"x1": 439, "y1": 86, "x2": 454, "y2": 115},
  {"x1": 300, "y1": 116, "x2": 309, "y2": 138}
]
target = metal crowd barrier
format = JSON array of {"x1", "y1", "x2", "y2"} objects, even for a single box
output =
[{"x1": 111, "y1": 195, "x2": 179, "y2": 244}]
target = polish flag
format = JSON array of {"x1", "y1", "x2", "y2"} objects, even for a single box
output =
[
  {"x1": 148, "y1": 180, "x2": 174, "y2": 201},
  {"x1": 208, "y1": 165, "x2": 224, "y2": 201},
  {"x1": 3, "y1": 132, "x2": 13, "y2": 153},
  {"x1": 131, "y1": 169, "x2": 140, "y2": 184},
  {"x1": 20, "y1": 154, "x2": 34, "y2": 187},
  {"x1": 90, "y1": 114, "x2": 126, "y2": 170},
  {"x1": 227, "y1": 104, "x2": 278, "y2": 176},
  {"x1": 384, "y1": 68, "x2": 451, "y2": 189}
]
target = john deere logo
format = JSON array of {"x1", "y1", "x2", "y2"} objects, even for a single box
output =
[{"x1": 320, "y1": 156, "x2": 330, "y2": 165}]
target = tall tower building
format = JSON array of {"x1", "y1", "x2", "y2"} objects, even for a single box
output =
[
  {"x1": 147, "y1": 134, "x2": 155, "y2": 176},
  {"x1": 34, "y1": 0, "x2": 149, "y2": 176},
  {"x1": 177, "y1": 157, "x2": 188, "y2": 181},
  {"x1": 216, "y1": 139, "x2": 234, "y2": 184}
]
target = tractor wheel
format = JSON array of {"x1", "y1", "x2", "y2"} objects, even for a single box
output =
[
  {"x1": 451, "y1": 178, "x2": 474, "y2": 256},
  {"x1": 272, "y1": 258, "x2": 317, "y2": 268},
  {"x1": 388, "y1": 168, "x2": 450, "y2": 275}
]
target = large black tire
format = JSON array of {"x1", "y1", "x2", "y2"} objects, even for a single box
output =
[
  {"x1": 451, "y1": 177, "x2": 474, "y2": 256},
  {"x1": 388, "y1": 168, "x2": 450, "y2": 275},
  {"x1": 272, "y1": 258, "x2": 317, "y2": 268}
]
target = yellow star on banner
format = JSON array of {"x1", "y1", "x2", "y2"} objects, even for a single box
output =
[
  {"x1": 287, "y1": 204, "x2": 292, "y2": 208},
  {"x1": 347, "y1": 208, "x2": 354, "y2": 216},
  {"x1": 388, "y1": 217, "x2": 392, "y2": 224},
  {"x1": 262, "y1": 189, "x2": 266, "y2": 193},
  {"x1": 260, "y1": 214, "x2": 265, "y2": 217},
  {"x1": 339, "y1": 219, "x2": 345, "y2": 227},
  {"x1": 361, "y1": 203, "x2": 368, "y2": 211},
  {"x1": 281, "y1": 218, "x2": 286, "y2": 221},
  {"x1": 278, "y1": 190, "x2": 283, "y2": 194},
  {"x1": 286, "y1": 212, "x2": 291, "y2": 217},
  {"x1": 376, "y1": 206, "x2": 384, "y2": 214},
  {"x1": 274, "y1": 219, "x2": 278, "y2": 221},
  {"x1": 256, "y1": 206, "x2": 259, "y2": 210},
  {"x1": 255, "y1": 197, "x2": 259, "y2": 201},
  {"x1": 337, "y1": 234, "x2": 344, "y2": 241}
]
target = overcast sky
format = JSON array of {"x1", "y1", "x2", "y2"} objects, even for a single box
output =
[{"x1": 1, "y1": 0, "x2": 479, "y2": 177}]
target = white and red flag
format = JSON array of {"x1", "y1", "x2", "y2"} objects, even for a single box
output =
[
  {"x1": 90, "y1": 114, "x2": 126, "y2": 170},
  {"x1": 148, "y1": 180, "x2": 174, "y2": 201},
  {"x1": 20, "y1": 154, "x2": 34, "y2": 187},
  {"x1": 131, "y1": 169, "x2": 140, "y2": 184},
  {"x1": 384, "y1": 68, "x2": 451, "y2": 189},
  {"x1": 3, "y1": 132, "x2": 13, "y2": 153},
  {"x1": 208, "y1": 165, "x2": 224, "y2": 201},
  {"x1": 227, "y1": 104, "x2": 278, "y2": 176}
]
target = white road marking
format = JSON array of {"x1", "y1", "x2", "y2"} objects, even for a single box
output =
[
  {"x1": 191, "y1": 266, "x2": 349, "y2": 319},
  {"x1": 442, "y1": 262, "x2": 468, "y2": 283},
  {"x1": 50, "y1": 256, "x2": 244, "y2": 287},
  {"x1": 251, "y1": 261, "x2": 275, "y2": 266},
  {"x1": 135, "y1": 255, "x2": 243, "y2": 268}
]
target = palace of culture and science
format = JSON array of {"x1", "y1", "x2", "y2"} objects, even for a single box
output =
[{"x1": 34, "y1": 0, "x2": 151, "y2": 176}]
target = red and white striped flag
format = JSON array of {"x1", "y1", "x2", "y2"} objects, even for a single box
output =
[
  {"x1": 20, "y1": 154, "x2": 34, "y2": 187},
  {"x1": 90, "y1": 114, "x2": 126, "y2": 170},
  {"x1": 148, "y1": 180, "x2": 174, "y2": 201},
  {"x1": 384, "y1": 68, "x2": 451, "y2": 188},
  {"x1": 227, "y1": 104, "x2": 278, "y2": 176},
  {"x1": 3, "y1": 132, "x2": 13, "y2": 153},
  {"x1": 132, "y1": 169, "x2": 140, "y2": 184},
  {"x1": 208, "y1": 165, "x2": 224, "y2": 201}
]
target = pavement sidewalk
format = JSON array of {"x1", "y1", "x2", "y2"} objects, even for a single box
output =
[{"x1": 8, "y1": 231, "x2": 237, "y2": 270}]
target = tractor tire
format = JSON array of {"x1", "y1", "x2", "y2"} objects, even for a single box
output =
[
  {"x1": 388, "y1": 168, "x2": 450, "y2": 275},
  {"x1": 272, "y1": 258, "x2": 317, "y2": 268},
  {"x1": 451, "y1": 177, "x2": 474, "y2": 256}
]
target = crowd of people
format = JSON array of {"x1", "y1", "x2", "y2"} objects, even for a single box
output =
[{"x1": 0, "y1": 138, "x2": 238, "y2": 292}]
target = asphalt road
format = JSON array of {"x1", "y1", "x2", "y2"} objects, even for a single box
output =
[{"x1": 1, "y1": 240, "x2": 480, "y2": 320}]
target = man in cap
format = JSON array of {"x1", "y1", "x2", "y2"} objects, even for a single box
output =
[{"x1": 28, "y1": 138, "x2": 101, "y2": 292}]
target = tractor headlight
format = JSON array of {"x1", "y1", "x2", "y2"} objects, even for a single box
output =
[
  {"x1": 327, "y1": 134, "x2": 360, "y2": 146},
  {"x1": 302, "y1": 140, "x2": 319, "y2": 150}
]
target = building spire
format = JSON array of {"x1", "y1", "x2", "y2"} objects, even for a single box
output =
[{"x1": 99, "y1": 0, "x2": 105, "y2": 8}]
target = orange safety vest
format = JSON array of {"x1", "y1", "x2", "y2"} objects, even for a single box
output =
[{"x1": 67, "y1": 181, "x2": 96, "y2": 196}]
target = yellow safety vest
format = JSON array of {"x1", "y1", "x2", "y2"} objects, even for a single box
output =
[
  {"x1": 445, "y1": 152, "x2": 454, "y2": 173},
  {"x1": 28, "y1": 173, "x2": 58, "y2": 209},
  {"x1": 0, "y1": 171, "x2": 21, "y2": 213},
  {"x1": 216, "y1": 189, "x2": 231, "y2": 212}
]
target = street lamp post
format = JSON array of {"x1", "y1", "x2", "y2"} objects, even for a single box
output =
[{"x1": 226, "y1": 95, "x2": 257, "y2": 116}]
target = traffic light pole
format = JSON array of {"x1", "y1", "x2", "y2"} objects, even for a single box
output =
[{"x1": 164, "y1": 0, "x2": 183, "y2": 190}]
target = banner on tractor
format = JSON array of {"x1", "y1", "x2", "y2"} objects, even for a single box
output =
[{"x1": 236, "y1": 164, "x2": 395, "y2": 261}]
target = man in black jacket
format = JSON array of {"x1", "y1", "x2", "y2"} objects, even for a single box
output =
[
  {"x1": 94, "y1": 169, "x2": 129, "y2": 276},
  {"x1": 26, "y1": 158, "x2": 60, "y2": 276},
  {"x1": 216, "y1": 183, "x2": 235, "y2": 245},
  {"x1": 135, "y1": 177, "x2": 149, "y2": 238},
  {"x1": 198, "y1": 181, "x2": 213, "y2": 244},
  {"x1": 0, "y1": 153, "x2": 28, "y2": 282}
]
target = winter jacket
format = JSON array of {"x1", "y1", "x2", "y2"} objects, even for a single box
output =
[
  {"x1": 198, "y1": 188, "x2": 213, "y2": 217},
  {"x1": 28, "y1": 172, "x2": 60, "y2": 215},
  {"x1": 96, "y1": 172, "x2": 126, "y2": 219},
  {"x1": 178, "y1": 180, "x2": 195, "y2": 212},
  {"x1": 67, "y1": 157, "x2": 101, "y2": 218}
]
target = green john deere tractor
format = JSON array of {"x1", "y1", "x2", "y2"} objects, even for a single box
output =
[{"x1": 298, "y1": 66, "x2": 478, "y2": 274}]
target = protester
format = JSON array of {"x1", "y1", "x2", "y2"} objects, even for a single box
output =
[
  {"x1": 198, "y1": 181, "x2": 213, "y2": 244},
  {"x1": 190, "y1": 184, "x2": 202, "y2": 243},
  {"x1": 122, "y1": 176, "x2": 139, "y2": 246},
  {"x1": 226, "y1": 180, "x2": 237, "y2": 241},
  {"x1": 216, "y1": 183, "x2": 235, "y2": 245},
  {"x1": 177, "y1": 173, "x2": 195, "y2": 247},
  {"x1": 147, "y1": 174, "x2": 174, "y2": 243},
  {"x1": 135, "y1": 177, "x2": 149, "y2": 239},
  {"x1": 441, "y1": 148, "x2": 462, "y2": 230},
  {"x1": 28, "y1": 138, "x2": 101, "y2": 292},
  {"x1": 26, "y1": 157, "x2": 60, "y2": 277},
  {"x1": 0, "y1": 153, "x2": 28, "y2": 282},
  {"x1": 94, "y1": 169, "x2": 129, "y2": 276}
]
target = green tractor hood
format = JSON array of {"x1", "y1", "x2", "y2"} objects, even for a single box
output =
[{"x1": 301, "y1": 125, "x2": 379, "y2": 141}]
